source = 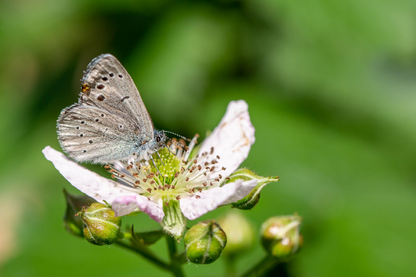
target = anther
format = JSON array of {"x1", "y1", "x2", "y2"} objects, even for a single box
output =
[
  {"x1": 186, "y1": 177, "x2": 189, "y2": 181},
  {"x1": 104, "y1": 165, "x2": 111, "y2": 169},
  {"x1": 133, "y1": 173, "x2": 139, "y2": 177},
  {"x1": 216, "y1": 155, "x2": 220, "y2": 159},
  {"x1": 120, "y1": 175, "x2": 125, "y2": 178},
  {"x1": 215, "y1": 178, "x2": 219, "y2": 182},
  {"x1": 176, "y1": 196, "x2": 181, "y2": 200},
  {"x1": 111, "y1": 174, "x2": 116, "y2": 179},
  {"x1": 150, "y1": 181, "x2": 155, "y2": 185},
  {"x1": 135, "y1": 180, "x2": 140, "y2": 185},
  {"x1": 126, "y1": 165, "x2": 133, "y2": 170},
  {"x1": 147, "y1": 188, "x2": 152, "y2": 193},
  {"x1": 219, "y1": 174, "x2": 222, "y2": 179},
  {"x1": 193, "y1": 159, "x2": 197, "y2": 164},
  {"x1": 210, "y1": 147, "x2": 214, "y2": 154},
  {"x1": 222, "y1": 167, "x2": 226, "y2": 170},
  {"x1": 210, "y1": 166, "x2": 215, "y2": 172},
  {"x1": 143, "y1": 179, "x2": 147, "y2": 182},
  {"x1": 196, "y1": 195, "x2": 201, "y2": 199}
]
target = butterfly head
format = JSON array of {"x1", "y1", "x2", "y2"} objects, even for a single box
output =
[{"x1": 154, "y1": 130, "x2": 167, "y2": 149}]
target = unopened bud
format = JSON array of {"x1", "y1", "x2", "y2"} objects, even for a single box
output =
[
  {"x1": 184, "y1": 220, "x2": 227, "y2": 264},
  {"x1": 80, "y1": 203, "x2": 121, "y2": 246},
  {"x1": 261, "y1": 215, "x2": 302, "y2": 259},
  {"x1": 217, "y1": 211, "x2": 254, "y2": 256}
]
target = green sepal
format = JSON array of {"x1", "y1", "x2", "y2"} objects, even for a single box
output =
[
  {"x1": 227, "y1": 168, "x2": 279, "y2": 210},
  {"x1": 63, "y1": 189, "x2": 95, "y2": 238},
  {"x1": 130, "y1": 225, "x2": 165, "y2": 246},
  {"x1": 160, "y1": 197, "x2": 187, "y2": 241}
]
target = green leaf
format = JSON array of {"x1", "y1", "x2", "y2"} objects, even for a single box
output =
[
  {"x1": 63, "y1": 189, "x2": 95, "y2": 238},
  {"x1": 130, "y1": 226, "x2": 165, "y2": 246},
  {"x1": 227, "y1": 168, "x2": 279, "y2": 210}
]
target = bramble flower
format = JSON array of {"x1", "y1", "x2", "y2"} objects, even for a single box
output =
[{"x1": 43, "y1": 100, "x2": 267, "y2": 239}]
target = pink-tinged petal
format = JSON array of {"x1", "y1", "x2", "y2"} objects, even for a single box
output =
[
  {"x1": 180, "y1": 179, "x2": 256, "y2": 220},
  {"x1": 136, "y1": 195, "x2": 165, "y2": 222},
  {"x1": 112, "y1": 195, "x2": 141, "y2": 216},
  {"x1": 42, "y1": 146, "x2": 131, "y2": 203},
  {"x1": 198, "y1": 100, "x2": 255, "y2": 180}
]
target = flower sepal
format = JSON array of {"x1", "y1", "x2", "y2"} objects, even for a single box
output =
[
  {"x1": 227, "y1": 168, "x2": 279, "y2": 210},
  {"x1": 63, "y1": 189, "x2": 95, "y2": 238},
  {"x1": 161, "y1": 197, "x2": 187, "y2": 241},
  {"x1": 130, "y1": 226, "x2": 165, "y2": 246}
]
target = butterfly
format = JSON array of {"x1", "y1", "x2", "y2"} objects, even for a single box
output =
[{"x1": 57, "y1": 54, "x2": 166, "y2": 164}]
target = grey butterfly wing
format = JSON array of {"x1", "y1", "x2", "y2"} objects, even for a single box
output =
[
  {"x1": 58, "y1": 104, "x2": 140, "y2": 163},
  {"x1": 57, "y1": 54, "x2": 154, "y2": 163},
  {"x1": 81, "y1": 54, "x2": 154, "y2": 136}
]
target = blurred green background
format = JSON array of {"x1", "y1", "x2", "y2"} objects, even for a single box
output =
[{"x1": 1, "y1": 0, "x2": 415, "y2": 276}]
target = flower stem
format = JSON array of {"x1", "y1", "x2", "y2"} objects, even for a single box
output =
[
  {"x1": 166, "y1": 236, "x2": 185, "y2": 277},
  {"x1": 115, "y1": 239, "x2": 170, "y2": 271},
  {"x1": 225, "y1": 255, "x2": 237, "y2": 277},
  {"x1": 240, "y1": 255, "x2": 281, "y2": 277}
]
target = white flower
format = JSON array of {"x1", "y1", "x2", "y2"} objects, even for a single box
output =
[{"x1": 43, "y1": 100, "x2": 256, "y2": 239}]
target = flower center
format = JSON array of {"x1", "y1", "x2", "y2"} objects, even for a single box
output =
[{"x1": 106, "y1": 136, "x2": 229, "y2": 201}]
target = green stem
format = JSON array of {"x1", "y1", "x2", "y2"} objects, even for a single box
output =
[
  {"x1": 225, "y1": 255, "x2": 237, "y2": 277},
  {"x1": 115, "y1": 239, "x2": 170, "y2": 271},
  {"x1": 240, "y1": 255, "x2": 280, "y2": 277},
  {"x1": 166, "y1": 236, "x2": 185, "y2": 277}
]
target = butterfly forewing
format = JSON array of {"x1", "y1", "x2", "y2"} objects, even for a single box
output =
[{"x1": 57, "y1": 54, "x2": 155, "y2": 163}]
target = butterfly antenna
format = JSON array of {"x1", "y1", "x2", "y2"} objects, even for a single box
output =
[{"x1": 164, "y1": 130, "x2": 191, "y2": 142}]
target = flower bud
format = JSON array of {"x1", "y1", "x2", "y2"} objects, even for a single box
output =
[
  {"x1": 80, "y1": 203, "x2": 122, "y2": 246},
  {"x1": 261, "y1": 215, "x2": 302, "y2": 259},
  {"x1": 184, "y1": 220, "x2": 227, "y2": 264},
  {"x1": 63, "y1": 189, "x2": 95, "y2": 238},
  {"x1": 217, "y1": 211, "x2": 254, "y2": 256}
]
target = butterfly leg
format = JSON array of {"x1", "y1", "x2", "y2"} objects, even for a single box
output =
[
  {"x1": 155, "y1": 150, "x2": 165, "y2": 166},
  {"x1": 148, "y1": 153, "x2": 164, "y2": 177}
]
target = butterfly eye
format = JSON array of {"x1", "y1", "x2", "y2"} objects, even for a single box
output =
[{"x1": 156, "y1": 136, "x2": 161, "y2": 142}]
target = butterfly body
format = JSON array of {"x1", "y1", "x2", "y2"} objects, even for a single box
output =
[{"x1": 57, "y1": 54, "x2": 166, "y2": 164}]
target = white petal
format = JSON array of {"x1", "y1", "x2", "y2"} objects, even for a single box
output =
[
  {"x1": 42, "y1": 146, "x2": 132, "y2": 204},
  {"x1": 180, "y1": 179, "x2": 257, "y2": 220},
  {"x1": 136, "y1": 195, "x2": 165, "y2": 223},
  {"x1": 199, "y1": 100, "x2": 255, "y2": 179},
  {"x1": 112, "y1": 195, "x2": 141, "y2": 216}
]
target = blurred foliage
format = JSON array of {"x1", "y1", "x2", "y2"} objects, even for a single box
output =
[{"x1": 0, "y1": 0, "x2": 415, "y2": 276}]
